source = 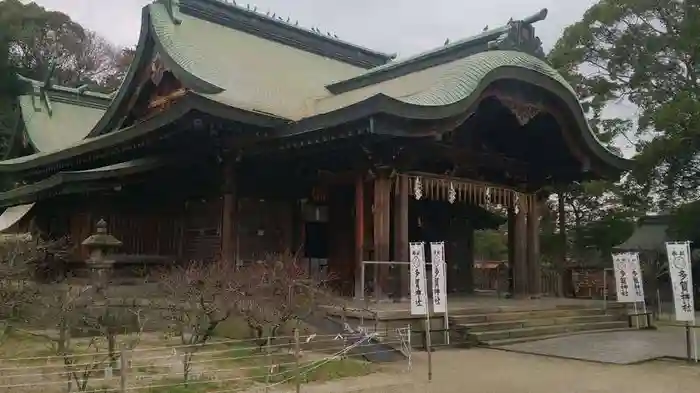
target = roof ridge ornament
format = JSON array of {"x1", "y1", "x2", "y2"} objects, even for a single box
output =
[
  {"x1": 164, "y1": 0, "x2": 183, "y2": 25},
  {"x1": 487, "y1": 8, "x2": 547, "y2": 58},
  {"x1": 210, "y1": 0, "x2": 396, "y2": 61}
]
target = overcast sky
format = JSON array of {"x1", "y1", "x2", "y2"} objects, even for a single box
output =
[
  {"x1": 27, "y1": 0, "x2": 637, "y2": 155},
  {"x1": 32, "y1": 0, "x2": 598, "y2": 55}
]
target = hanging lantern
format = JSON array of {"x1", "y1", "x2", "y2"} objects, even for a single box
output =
[
  {"x1": 447, "y1": 182, "x2": 456, "y2": 204},
  {"x1": 413, "y1": 176, "x2": 423, "y2": 200}
]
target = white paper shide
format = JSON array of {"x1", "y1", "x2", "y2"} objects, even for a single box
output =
[
  {"x1": 409, "y1": 242, "x2": 428, "y2": 316},
  {"x1": 665, "y1": 242, "x2": 696, "y2": 322},
  {"x1": 430, "y1": 242, "x2": 447, "y2": 314}
]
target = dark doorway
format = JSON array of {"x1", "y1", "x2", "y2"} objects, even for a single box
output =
[{"x1": 304, "y1": 221, "x2": 329, "y2": 279}]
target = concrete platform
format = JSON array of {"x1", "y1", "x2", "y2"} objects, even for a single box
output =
[{"x1": 494, "y1": 327, "x2": 700, "y2": 364}]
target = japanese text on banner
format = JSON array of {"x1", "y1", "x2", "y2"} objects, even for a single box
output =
[
  {"x1": 665, "y1": 242, "x2": 696, "y2": 322},
  {"x1": 612, "y1": 253, "x2": 636, "y2": 303},
  {"x1": 430, "y1": 242, "x2": 447, "y2": 314},
  {"x1": 409, "y1": 242, "x2": 428, "y2": 316},
  {"x1": 627, "y1": 252, "x2": 645, "y2": 301}
]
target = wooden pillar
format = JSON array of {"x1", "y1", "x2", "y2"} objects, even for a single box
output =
[
  {"x1": 221, "y1": 159, "x2": 237, "y2": 265},
  {"x1": 513, "y1": 197, "x2": 528, "y2": 297},
  {"x1": 373, "y1": 171, "x2": 392, "y2": 298},
  {"x1": 527, "y1": 197, "x2": 542, "y2": 297},
  {"x1": 507, "y1": 207, "x2": 516, "y2": 295},
  {"x1": 393, "y1": 175, "x2": 409, "y2": 299},
  {"x1": 353, "y1": 175, "x2": 365, "y2": 299}
]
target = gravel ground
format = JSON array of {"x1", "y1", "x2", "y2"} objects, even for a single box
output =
[{"x1": 278, "y1": 349, "x2": 700, "y2": 393}]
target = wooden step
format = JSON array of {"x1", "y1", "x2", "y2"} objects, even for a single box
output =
[
  {"x1": 483, "y1": 327, "x2": 633, "y2": 347},
  {"x1": 469, "y1": 320, "x2": 629, "y2": 343},
  {"x1": 458, "y1": 314, "x2": 624, "y2": 332},
  {"x1": 450, "y1": 308, "x2": 615, "y2": 325}
]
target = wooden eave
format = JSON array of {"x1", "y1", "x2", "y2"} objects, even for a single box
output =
[
  {"x1": 272, "y1": 68, "x2": 632, "y2": 177},
  {"x1": 0, "y1": 157, "x2": 167, "y2": 208},
  {"x1": 0, "y1": 93, "x2": 285, "y2": 178}
]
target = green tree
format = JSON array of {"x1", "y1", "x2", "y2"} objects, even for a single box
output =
[
  {"x1": 473, "y1": 228, "x2": 507, "y2": 261},
  {"x1": 0, "y1": 0, "x2": 132, "y2": 157},
  {"x1": 0, "y1": 0, "x2": 131, "y2": 89},
  {"x1": 548, "y1": 0, "x2": 698, "y2": 207}
]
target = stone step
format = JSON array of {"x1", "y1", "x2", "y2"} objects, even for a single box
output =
[
  {"x1": 482, "y1": 327, "x2": 633, "y2": 347},
  {"x1": 469, "y1": 320, "x2": 629, "y2": 343},
  {"x1": 458, "y1": 314, "x2": 624, "y2": 332},
  {"x1": 450, "y1": 308, "x2": 614, "y2": 325}
]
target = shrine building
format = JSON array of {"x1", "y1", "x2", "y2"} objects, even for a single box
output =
[{"x1": 0, "y1": 0, "x2": 631, "y2": 299}]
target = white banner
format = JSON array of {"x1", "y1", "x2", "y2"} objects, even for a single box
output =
[
  {"x1": 627, "y1": 252, "x2": 645, "y2": 301},
  {"x1": 430, "y1": 242, "x2": 447, "y2": 314},
  {"x1": 612, "y1": 252, "x2": 636, "y2": 303},
  {"x1": 409, "y1": 242, "x2": 428, "y2": 316},
  {"x1": 666, "y1": 242, "x2": 696, "y2": 322}
]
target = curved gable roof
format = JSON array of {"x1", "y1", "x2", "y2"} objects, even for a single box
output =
[{"x1": 16, "y1": 76, "x2": 112, "y2": 152}]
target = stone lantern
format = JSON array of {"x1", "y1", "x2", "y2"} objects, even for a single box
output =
[{"x1": 82, "y1": 219, "x2": 122, "y2": 282}]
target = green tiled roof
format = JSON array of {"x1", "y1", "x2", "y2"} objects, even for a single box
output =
[
  {"x1": 19, "y1": 96, "x2": 106, "y2": 152},
  {"x1": 150, "y1": 2, "x2": 365, "y2": 119},
  {"x1": 315, "y1": 50, "x2": 578, "y2": 113},
  {"x1": 16, "y1": 76, "x2": 112, "y2": 152}
]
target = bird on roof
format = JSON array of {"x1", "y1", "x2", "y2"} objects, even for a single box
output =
[
  {"x1": 295, "y1": 20, "x2": 299, "y2": 26},
  {"x1": 266, "y1": 10, "x2": 270, "y2": 16},
  {"x1": 333, "y1": 34, "x2": 338, "y2": 38},
  {"x1": 483, "y1": 25, "x2": 489, "y2": 31},
  {"x1": 231, "y1": 0, "x2": 236, "y2": 4},
  {"x1": 444, "y1": 38, "x2": 450, "y2": 46},
  {"x1": 253, "y1": 6, "x2": 257, "y2": 11},
  {"x1": 286, "y1": 16, "x2": 290, "y2": 22}
]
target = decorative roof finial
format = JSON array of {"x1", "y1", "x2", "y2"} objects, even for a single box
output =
[{"x1": 522, "y1": 8, "x2": 548, "y2": 25}]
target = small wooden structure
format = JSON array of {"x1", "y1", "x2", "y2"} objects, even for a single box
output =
[{"x1": 0, "y1": 2, "x2": 630, "y2": 299}]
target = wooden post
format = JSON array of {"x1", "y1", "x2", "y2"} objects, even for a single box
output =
[
  {"x1": 354, "y1": 175, "x2": 365, "y2": 299},
  {"x1": 294, "y1": 328, "x2": 301, "y2": 393},
  {"x1": 507, "y1": 207, "x2": 516, "y2": 295},
  {"x1": 424, "y1": 319, "x2": 432, "y2": 382},
  {"x1": 393, "y1": 175, "x2": 409, "y2": 299},
  {"x1": 373, "y1": 171, "x2": 392, "y2": 298},
  {"x1": 221, "y1": 159, "x2": 237, "y2": 265},
  {"x1": 264, "y1": 337, "x2": 272, "y2": 393},
  {"x1": 514, "y1": 197, "x2": 528, "y2": 297},
  {"x1": 527, "y1": 197, "x2": 541, "y2": 297},
  {"x1": 119, "y1": 349, "x2": 128, "y2": 393}
]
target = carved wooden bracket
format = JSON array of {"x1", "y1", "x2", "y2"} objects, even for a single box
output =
[{"x1": 497, "y1": 96, "x2": 542, "y2": 126}]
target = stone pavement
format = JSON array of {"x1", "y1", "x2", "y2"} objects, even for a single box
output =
[
  {"x1": 496, "y1": 326, "x2": 700, "y2": 364},
  {"x1": 276, "y1": 349, "x2": 700, "y2": 393}
]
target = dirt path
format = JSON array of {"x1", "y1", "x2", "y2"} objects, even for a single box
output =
[{"x1": 277, "y1": 349, "x2": 700, "y2": 393}]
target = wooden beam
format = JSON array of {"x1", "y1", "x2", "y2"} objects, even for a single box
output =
[
  {"x1": 353, "y1": 174, "x2": 365, "y2": 299},
  {"x1": 527, "y1": 197, "x2": 542, "y2": 297},
  {"x1": 393, "y1": 174, "x2": 409, "y2": 299},
  {"x1": 221, "y1": 159, "x2": 237, "y2": 265},
  {"x1": 372, "y1": 172, "x2": 391, "y2": 298},
  {"x1": 514, "y1": 197, "x2": 528, "y2": 297}
]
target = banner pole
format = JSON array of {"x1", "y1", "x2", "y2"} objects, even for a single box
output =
[{"x1": 686, "y1": 322, "x2": 692, "y2": 363}]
